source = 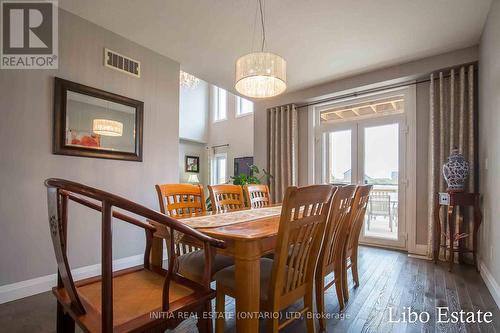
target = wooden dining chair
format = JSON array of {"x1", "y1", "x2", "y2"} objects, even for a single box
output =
[
  {"x1": 343, "y1": 185, "x2": 372, "y2": 300},
  {"x1": 45, "y1": 178, "x2": 225, "y2": 333},
  {"x1": 208, "y1": 184, "x2": 245, "y2": 213},
  {"x1": 243, "y1": 184, "x2": 272, "y2": 208},
  {"x1": 154, "y1": 183, "x2": 234, "y2": 284},
  {"x1": 214, "y1": 185, "x2": 336, "y2": 333},
  {"x1": 315, "y1": 185, "x2": 356, "y2": 329},
  {"x1": 155, "y1": 183, "x2": 206, "y2": 217}
]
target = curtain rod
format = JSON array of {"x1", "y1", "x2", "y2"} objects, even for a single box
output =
[
  {"x1": 295, "y1": 61, "x2": 477, "y2": 110},
  {"x1": 209, "y1": 144, "x2": 229, "y2": 149}
]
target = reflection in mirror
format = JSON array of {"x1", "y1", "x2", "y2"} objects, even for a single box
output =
[{"x1": 65, "y1": 91, "x2": 136, "y2": 153}]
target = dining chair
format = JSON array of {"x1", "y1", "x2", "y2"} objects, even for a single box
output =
[
  {"x1": 342, "y1": 185, "x2": 372, "y2": 301},
  {"x1": 214, "y1": 184, "x2": 336, "y2": 333},
  {"x1": 315, "y1": 185, "x2": 356, "y2": 330},
  {"x1": 154, "y1": 183, "x2": 234, "y2": 284},
  {"x1": 156, "y1": 183, "x2": 206, "y2": 217},
  {"x1": 208, "y1": 184, "x2": 245, "y2": 213},
  {"x1": 243, "y1": 184, "x2": 272, "y2": 208},
  {"x1": 45, "y1": 178, "x2": 225, "y2": 333}
]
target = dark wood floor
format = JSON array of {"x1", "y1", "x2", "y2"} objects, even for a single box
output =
[{"x1": 1, "y1": 246, "x2": 498, "y2": 332}]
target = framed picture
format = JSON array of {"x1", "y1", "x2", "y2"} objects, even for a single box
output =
[
  {"x1": 185, "y1": 155, "x2": 200, "y2": 173},
  {"x1": 53, "y1": 77, "x2": 144, "y2": 161}
]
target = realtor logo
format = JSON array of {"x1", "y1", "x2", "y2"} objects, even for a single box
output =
[{"x1": 1, "y1": 0, "x2": 58, "y2": 69}]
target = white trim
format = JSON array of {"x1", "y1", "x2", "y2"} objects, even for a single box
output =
[
  {"x1": 307, "y1": 105, "x2": 315, "y2": 185},
  {"x1": 479, "y1": 260, "x2": 500, "y2": 308},
  {"x1": 0, "y1": 250, "x2": 167, "y2": 304},
  {"x1": 405, "y1": 85, "x2": 418, "y2": 255}
]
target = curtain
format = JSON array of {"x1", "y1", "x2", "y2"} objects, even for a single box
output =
[
  {"x1": 427, "y1": 64, "x2": 477, "y2": 260},
  {"x1": 267, "y1": 104, "x2": 298, "y2": 203}
]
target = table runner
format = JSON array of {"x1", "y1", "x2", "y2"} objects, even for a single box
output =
[{"x1": 180, "y1": 206, "x2": 282, "y2": 228}]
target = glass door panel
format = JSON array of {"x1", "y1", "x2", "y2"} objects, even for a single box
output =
[
  {"x1": 362, "y1": 123, "x2": 399, "y2": 241},
  {"x1": 328, "y1": 130, "x2": 352, "y2": 184}
]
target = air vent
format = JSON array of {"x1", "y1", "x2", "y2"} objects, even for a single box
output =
[{"x1": 104, "y1": 48, "x2": 141, "y2": 78}]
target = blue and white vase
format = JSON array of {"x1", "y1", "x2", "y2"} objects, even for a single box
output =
[{"x1": 442, "y1": 149, "x2": 469, "y2": 191}]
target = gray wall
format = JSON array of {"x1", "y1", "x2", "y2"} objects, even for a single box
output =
[
  {"x1": 479, "y1": 0, "x2": 500, "y2": 288},
  {"x1": 0, "y1": 9, "x2": 180, "y2": 286},
  {"x1": 254, "y1": 46, "x2": 478, "y2": 247}
]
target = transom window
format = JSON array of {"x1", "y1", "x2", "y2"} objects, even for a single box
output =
[
  {"x1": 213, "y1": 86, "x2": 227, "y2": 122},
  {"x1": 319, "y1": 95, "x2": 404, "y2": 124},
  {"x1": 236, "y1": 96, "x2": 254, "y2": 116}
]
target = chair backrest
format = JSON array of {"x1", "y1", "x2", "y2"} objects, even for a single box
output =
[
  {"x1": 269, "y1": 185, "x2": 336, "y2": 308},
  {"x1": 208, "y1": 184, "x2": 245, "y2": 213},
  {"x1": 244, "y1": 184, "x2": 272, "y2": 208},
  {"x1": 317, "y1": 185, "x2": 356, "y2": 273},
  {"x1": 45, "y1": 178, "x2": 225, "y2": 332},
  {"x1": 346, "y1": 185, "x2": 372, "y2": 253},
  {"x1": 155, "y1": 183, "x2": 206, "y2": 217}
]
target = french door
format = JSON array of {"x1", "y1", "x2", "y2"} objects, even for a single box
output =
[{"x1": 315, "y1": 88, "x2": 414, "y2": 250}]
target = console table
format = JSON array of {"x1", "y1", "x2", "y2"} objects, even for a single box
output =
[{"x1": 433, "y1": 191, "x2": 481, "y2": 272}]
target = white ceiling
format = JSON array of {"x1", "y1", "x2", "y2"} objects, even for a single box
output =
[{"x1": 59, "y1": 0, "x2": 492, "y2": 95}]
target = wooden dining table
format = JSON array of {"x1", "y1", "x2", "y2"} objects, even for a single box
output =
[{"x1": 149, "y1": 207, "x2": 282, "y2": 333}]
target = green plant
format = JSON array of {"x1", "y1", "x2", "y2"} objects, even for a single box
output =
[{"x1": 230, "y1": 164, "x2": 272, "y2": 185}]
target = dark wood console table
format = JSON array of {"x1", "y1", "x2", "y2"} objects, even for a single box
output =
[{"x1": 433, "y1": 191, "x2": 481, "y2": 272}]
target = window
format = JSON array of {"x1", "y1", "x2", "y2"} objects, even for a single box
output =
[
  {"x1": 213, "y1": 86, "x2": 227, "y2": 122},
  {"x1": 236, "y1": 96, "x2": 254, "y2": 117},
  {"x1": 212, "y1": 153, "x2": 227, "y2": 184}
]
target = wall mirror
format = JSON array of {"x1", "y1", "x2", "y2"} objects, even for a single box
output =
[{"x1": 53, "y1": 77, "x2": 143, "y2": 161}]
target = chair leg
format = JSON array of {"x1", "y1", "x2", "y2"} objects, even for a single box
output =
[
  {"x1": 304, "y1": 291, "x2": 316, "y2": 333},
  {"x1": 342, "y1": 260, "x2": 349, "y2": 303},
  {"x1": 197, "y1": 302, "x2": 213, "y2": 333},
  {"x1": 215, "y1": 283, "x2": 225, "y2": 333},
  {"x1": 315, "y1": 275, "x2": 326, "y2": 331},
  {"x1": 352, "y1": 251, "x2": 360, "y2": 287},
  {"x1": 267, "y1": 316, "x2": 280, "y2": 333},
  {"x1": 56, "y1": 302, "x2": 75, "y2": 333},
  {"x1": 334, "y1": 268, "x2": 345, "y2": 310}
]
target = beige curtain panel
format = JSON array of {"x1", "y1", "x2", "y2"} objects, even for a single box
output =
[
  {"x1": 267, "y1": 104, "x2": 299, "y2": 203},
  {"x1": 427, "y1": 64, "x2": 477, "y2": 259}
]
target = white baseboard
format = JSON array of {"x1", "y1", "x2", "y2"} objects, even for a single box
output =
[
  {"x1": 0, "y1": 250, "x2": 167, "y2": 304},
  {"x1": 479, "y1": 260, "x2": 500, "y2": 308},
  {"x1": 408, "y1": 244, "x2": 428, "y2": 256}
]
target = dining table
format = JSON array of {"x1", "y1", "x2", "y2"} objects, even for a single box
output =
[{"x1": 149, "y1": 206, "x2": 283, "y2": 333}]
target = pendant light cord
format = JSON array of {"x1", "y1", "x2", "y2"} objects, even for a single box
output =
[{"x1": 259, "y1": 0, "x2": 266, "y2": 51}]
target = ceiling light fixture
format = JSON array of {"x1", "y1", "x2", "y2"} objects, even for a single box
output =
[
  {"x1": 235, "y1": 0, "x2": 286, "y2": 98},
  {"x1": 93, "y1": 119, "x2": 123, "y2": 137},
  {"x1": 180, "y1": 70, "x2": 201, "y2": 89}
]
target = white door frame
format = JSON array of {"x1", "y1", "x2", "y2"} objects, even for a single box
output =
[{"x1": 309, "y1": 85, "x2": 417, "y2": 253}]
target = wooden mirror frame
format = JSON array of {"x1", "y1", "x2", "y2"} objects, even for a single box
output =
[{"x1": 53, "y1": 77, "x2": 144, "y2": 161}]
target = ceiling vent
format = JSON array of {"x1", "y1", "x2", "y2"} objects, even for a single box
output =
[{"x1": 104, "y1": 48, "x2": 141, "y2": 78}]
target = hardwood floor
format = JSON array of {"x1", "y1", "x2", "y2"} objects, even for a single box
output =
[{"x1": 0, "y1": 246, "x2": 498, "y2": 332}]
